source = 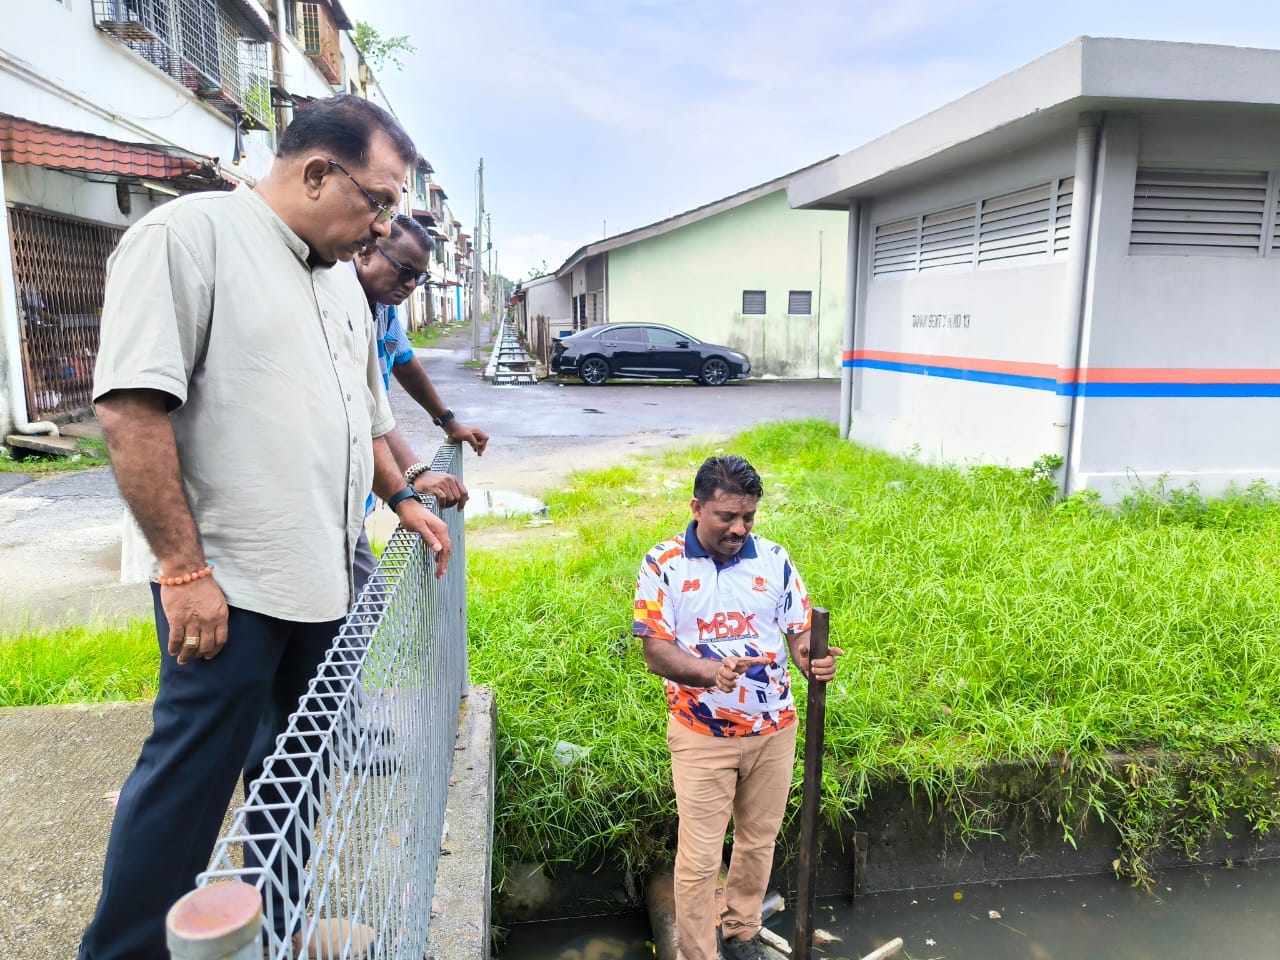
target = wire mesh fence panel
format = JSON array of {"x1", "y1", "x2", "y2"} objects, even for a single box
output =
[
  {"x1": 198, "y1": 442, "x2": 468, "y2": 959},
  {"x1": 6, "y1": 206, "x2": 124, "y2": 420}
]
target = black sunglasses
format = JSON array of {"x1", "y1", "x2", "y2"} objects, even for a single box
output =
[{"x1": 376, "y1": 246, "x2": 431, "y2": 287}]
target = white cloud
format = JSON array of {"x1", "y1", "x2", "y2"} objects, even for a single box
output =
[{"x1": 500, "y1": 232, "x2": 581, "y2": 280}]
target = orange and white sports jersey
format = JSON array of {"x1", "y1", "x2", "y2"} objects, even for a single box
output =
[{"x1": 634, "y1": 521, "x2": 812, "y2": 738}]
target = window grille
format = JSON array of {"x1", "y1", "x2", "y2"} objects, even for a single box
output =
[
  {"x1": 1273, "y1": 186, "x2": 1280, "y2": 255},
  {"x1": 919, "y1": 204, "x2": 976, "y2": 271},
  {"x1": 92, "y1": 0, "x2": 274, "y2": 132},
  {"x1": 7, "y1": 206, "x2": 125, "y2": 421},
  {"x1": 298, "y1": 2, "x2": 342, "y2": 84},
  {"x1": 978, "y1": 182, "x2": 1052, "y2": 265},
  {"x1": 787, "y1": 290, "x2": 812, "y2": 315},
  {"x1": 871, "y1": 217, "x2": 919, "y2": 277},
  {"x1": 1130, "y1": 169, "x2": 1269, "y2": 257},
  {"x1": 742, "y1": 290, "x2": 766, "y2": 315}
]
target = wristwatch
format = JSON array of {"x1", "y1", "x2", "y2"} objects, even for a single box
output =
[
  {"x1": 431, "y1": 408, "x2": 455, "y2": 428},
  {"x1": 386, "y1": 486, "x2": 418, "y2": 511},
  {"x1": 404, "y1": 461, "x2": 432, "y2": 485}
]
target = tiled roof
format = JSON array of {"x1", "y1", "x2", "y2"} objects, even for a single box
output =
[{"x1": 0, "y1": 114, "x2": 234, "y2": 191}]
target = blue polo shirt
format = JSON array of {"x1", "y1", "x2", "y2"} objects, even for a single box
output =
[{"x1": 366, "y1": 303, "x2": 416, "y2": 515}]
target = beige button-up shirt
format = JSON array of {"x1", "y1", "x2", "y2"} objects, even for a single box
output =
[{"x1": 94, "y1": 185, "x2": 394, "y2": 622}]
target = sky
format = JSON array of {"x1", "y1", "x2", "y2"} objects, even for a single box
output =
[{"x1": 344, "y1": 0, "x2": 1280, "y2": 280}]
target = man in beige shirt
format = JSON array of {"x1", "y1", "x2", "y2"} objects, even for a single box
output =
[{"x1": 78, "y1": 95, "x2": 447, "y2": 960}]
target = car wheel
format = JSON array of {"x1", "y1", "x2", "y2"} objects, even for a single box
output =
[
  {"x1": 580, "y1": 356, "x2": 610, "y2": 385},
  {"x1": 699, "y1": 358, "x2": 729, "y2": 386}
]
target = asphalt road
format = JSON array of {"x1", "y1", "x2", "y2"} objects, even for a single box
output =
[{"x1": 0, "y1": 333, "x2": 838, "y2": 630}]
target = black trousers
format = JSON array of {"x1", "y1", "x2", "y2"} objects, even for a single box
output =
[{"x1": 78, "y1": 586, "x2": 343, "y2": 960}]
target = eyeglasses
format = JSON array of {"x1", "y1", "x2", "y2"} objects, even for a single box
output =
[
  {"x1": 376, "y1": 246, "x2": 431, "y2": 286},
  {"x1": 327, "y1": 158, "x2": 398, "y2": 224}
]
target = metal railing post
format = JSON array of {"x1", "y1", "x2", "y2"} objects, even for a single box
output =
[{"x1": 166, "y1": 882, "x2": 262, "y2": 960}]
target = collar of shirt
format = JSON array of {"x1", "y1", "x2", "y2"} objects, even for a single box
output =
[
  {"x1": 236, "y1": 184, "x2": 313, "y2": 265},
  {"x1": 683, "y1": 519, "x2": 758, "y2": 569}
]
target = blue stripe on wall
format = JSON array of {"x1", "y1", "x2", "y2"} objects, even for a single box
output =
[{"x1": 845, "y1": 358, "x2": 1280, "y2": 398}]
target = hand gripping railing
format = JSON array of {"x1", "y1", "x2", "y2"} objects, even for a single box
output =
[{"x1": 167, "y1": 442, "x2": 468, "y2": 960}]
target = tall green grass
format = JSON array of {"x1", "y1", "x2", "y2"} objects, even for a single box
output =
[
  {"x1": 468, "y1": 420, "x2": 1280, "y2": 886},
  {"x1": 0, "y1": 618, "x2": 158, "y2": 705}
]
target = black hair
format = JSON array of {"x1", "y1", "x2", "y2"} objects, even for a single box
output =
[
  {"x1": 278, "y1": 94, "x2": 417, "y2": 170},
  {"x1": 388, "y1": 215, "x2": 436, "y2": 258},
  {"x1": 693, "y1": 455, "x2": 763, "y2": 502}
]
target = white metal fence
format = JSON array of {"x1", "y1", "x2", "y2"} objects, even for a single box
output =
[{"x1": 169, "y1": 442, "x2": 468, "y2": 959}]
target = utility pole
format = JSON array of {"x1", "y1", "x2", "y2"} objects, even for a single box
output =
[
  {"x1": 486, "y1": 212, "x2": 494, "y2": 339},
  {"x1": 472, "y1": 158, "x2": 484, "y2": 362}
]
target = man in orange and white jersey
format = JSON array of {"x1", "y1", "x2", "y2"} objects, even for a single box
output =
[{"x1": 634, "y1": 455, "x2": 842, "y2": 960}]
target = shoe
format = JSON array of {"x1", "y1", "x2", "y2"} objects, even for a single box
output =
[
  {"x1": 720, "y1": 932, "x2": 768, "y2": 960},
  {"x1": 292, "y1": 917, "x2": 375, "y2": 958}
]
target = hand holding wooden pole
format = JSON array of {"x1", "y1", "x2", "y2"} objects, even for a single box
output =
[{"x1": 792, "y1": 607, "x2": 830, "y2": 960}]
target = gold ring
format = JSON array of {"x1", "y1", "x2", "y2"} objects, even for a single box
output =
[{"x1": 183, "y1": 637, "x2": 200, "y2": 647}]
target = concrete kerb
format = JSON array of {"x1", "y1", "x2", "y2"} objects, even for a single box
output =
[{"x1": 429, "y1": 685, "x2": 497, "y2": 960}]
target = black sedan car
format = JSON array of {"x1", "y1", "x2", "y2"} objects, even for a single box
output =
[{"x1": 549, "y1": 323, "x2": 751, "y2": 386}]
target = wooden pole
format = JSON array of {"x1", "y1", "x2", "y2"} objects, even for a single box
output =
[{"x1": 792, "y1": 607, "x2": 830, "y2": 960}]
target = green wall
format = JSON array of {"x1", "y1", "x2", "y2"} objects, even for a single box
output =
[{"x1": 606, "y1": 190, "x2": 848, "y2": 378}]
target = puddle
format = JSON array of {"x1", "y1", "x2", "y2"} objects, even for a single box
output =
[
  {"x1": 496, "y1": 860, "x2": 1280, "y2": 960},
  {"x1": 467, "y1": 489, "x2": 547, "y2": 518}
]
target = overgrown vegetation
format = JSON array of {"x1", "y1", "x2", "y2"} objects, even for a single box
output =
[
  {"x1": 468, "y1": 421, "x2": 1280, "y2": 888},
  {"x1": 7, "y1": 421, "x2": 1280, "y2": 890}
]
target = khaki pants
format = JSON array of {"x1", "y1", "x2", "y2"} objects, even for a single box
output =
[{"x1": 667, "y1": 716, "x2": 798, "y2": 960}]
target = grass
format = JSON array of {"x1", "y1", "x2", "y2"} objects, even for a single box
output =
[
  {"x1": 467, "y1": 420, "x2": 1280, "y2": 887},
  {"x1": 406, "y1": 320, "x2": 468, "y2": 349},
  {"x1": 8, "y1": 420, "x2": 1280, "y2": 890},
  {"x1": 0, "y1": 436, "x2": 109, "y2": 474},
  {"x1": 0, "y1": 618, "x2": 158, "y2": 705}
]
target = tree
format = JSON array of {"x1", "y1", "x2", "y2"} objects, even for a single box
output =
[
  {"x1": 525, "y1": 260, "x2": 552, "y2": 280},
  {"x1": 353, "y1": 21, "x2": 417, "y2": 72}
]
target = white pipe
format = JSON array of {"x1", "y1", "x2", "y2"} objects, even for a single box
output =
[
  {"x1": 0, "y1": 160, "x2": 59, "y2": 437},
  {"x1": 840, "y1": 200, "x2": 862, "y2": 440},
  {"x1": 1056, "y1": 115, "x2": 1101, "y2": 493}
]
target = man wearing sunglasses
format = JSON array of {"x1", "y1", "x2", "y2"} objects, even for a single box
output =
[{"x1": 349, "y1": 214, "x2": 488, "y2": 597}]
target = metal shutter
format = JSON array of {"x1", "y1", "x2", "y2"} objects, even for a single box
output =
[
  {"x1": 1053, "y1": 177, "x2": 1073, "y2": 255},
  {"x1": 742, "y1": 290, "x2": 766, "y2": 315},
  {"x1": 978, "y1": 183, "x2": 1052, "y2": 265},
  {"x1": 787, "y1": 290, "x2": 812, "y2": 315},
  {"x1": 872, "y1": 217, "x2": 919, "y2": 277},
  {"x1": 1129, "y1": 169, "x2": 1268, "y2": 256},
  {"x1": 919, "y1": 204, "x2": 976, "y2": 270}
]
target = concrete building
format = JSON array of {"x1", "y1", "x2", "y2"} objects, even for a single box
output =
[
  {"x1": 789, "y1": 37, "x2": 1280, "y2": 499},
  {"x1": 509, "y1": 272, "x2": 573, "y2": 365},
  {"x1": 1, "y1": 0, "x2": 472, "y2": 442},
  {"x1": 536, "y1": 167, "x2": 848, "y2": 378}
]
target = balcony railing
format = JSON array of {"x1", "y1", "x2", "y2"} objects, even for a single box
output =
[{"x1": 93, "y1": 0, "x2": 274, "y2": 132}]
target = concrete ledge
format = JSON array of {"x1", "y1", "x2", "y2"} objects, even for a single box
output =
[{"x1": 429, "y1": 686, "x2": 497, "y2": 960}]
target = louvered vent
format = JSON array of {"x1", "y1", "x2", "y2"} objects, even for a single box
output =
[
  {"x1": 1272, "y1": 188, "x2": 1280, "y2": 255},
  {"x1": 1130, "y1": 170, "x2": 1267, "y2": 256},
  {"x1": 1053, "y1": 176, "x2": 1073, "y2": 255},
  {"x1": 872, "y1": 217, "x2": 919, "y2": 277},
  {"x1": 979, "y1": 183, "x2": 1052, "y2": 265},
  {"x1": 919, "y1": 204, "x2": 976, "y2": 271}
]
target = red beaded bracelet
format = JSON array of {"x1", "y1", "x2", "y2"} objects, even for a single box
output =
[{"x1": 155, "y1": 563, "x2": 215, "y2": 587}]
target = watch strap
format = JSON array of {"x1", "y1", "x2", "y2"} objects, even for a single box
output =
[
  {"x1": 431, "y1": 408, "x2": 456, "y2": 428},
  {"x1": 386, "y1": 486, "x2": 418, "y2": 511}
]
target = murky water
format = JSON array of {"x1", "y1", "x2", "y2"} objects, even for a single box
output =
[
  {"x1": 467, "y1": 488, "x2": 547, "y2": 518},
  {"x1": 498, "y1": 859, "x2": 1280, "y2": 960}
]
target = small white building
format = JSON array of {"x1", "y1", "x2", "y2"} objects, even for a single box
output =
[{"x1": 789, "y1": 37, "x2": 1280, "y2": 499}]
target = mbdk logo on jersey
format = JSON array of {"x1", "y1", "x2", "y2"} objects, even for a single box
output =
[{"x1": 696, "y1": 611, "x2": 759, "y2": 641}]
